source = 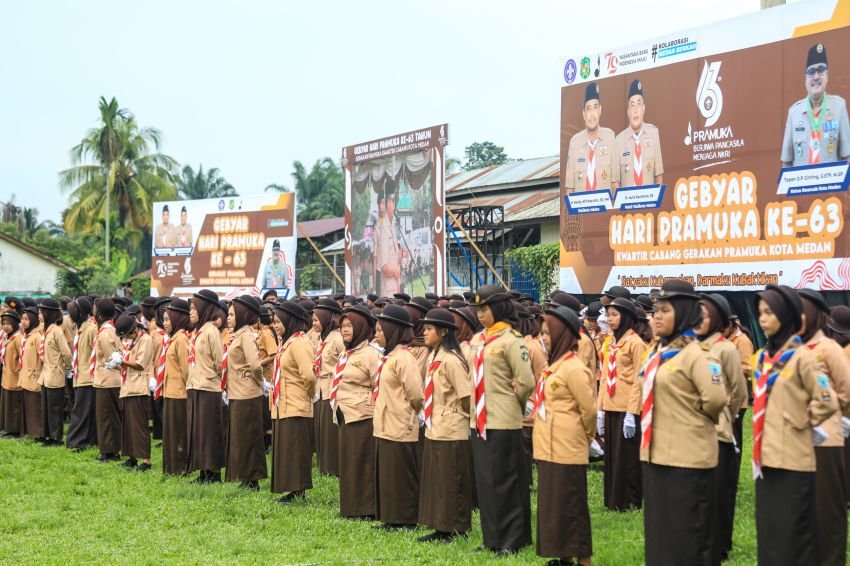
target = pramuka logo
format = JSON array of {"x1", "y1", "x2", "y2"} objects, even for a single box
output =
[{"x1": 685, "y1": 60, "x2": 745, "y2": 163}]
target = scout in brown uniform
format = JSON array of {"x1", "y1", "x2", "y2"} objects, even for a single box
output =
[
  {"x1": 752, "y1": 285, "x2": 838, "y2": 566},
  {"x1": 372, "y1": 305, "x2": 424, "y2": 530},
  {"x1": 637, "y1": 281, "x2": 726, "y2": 565},
  {"x1": 115, "y1": 315, "x2": 153, "y2": 471},
  {"x1": 468, "y1": 285, "x2": 535, "y2": 555},
  {"x1": 311, "y1": 298, "x2": 344, "y2": 476},
  {"x1": 598, "y1": 297, "x2": 647, "y2": 511},
  {"x1": 615, "y1": 79, "x2": 664, "y2": 189},
  {"x1": 162, "y1": 299, "x2": 191, "y2": 475},
  {"x1": 565, "y1": 82, "x2": 620, "y2": 194},
  {"x1": 534, "y1": 306, "x2": 596, "y2": 566},
  {"x1": 518, "y1": 303, "x2": 546, "y2": 487},
  {"x1": 403, "y1": 297, "x2": 433, "y2": 379},
  {"x1": 826, "y1": 304, "x2": 850, "y2": 504},
  {"x1": 695, "y1": 294, "x2": 747, "y2": 563},
  {"x1": 448, "y1": 305, "x2": 478, "y2": 360},
  {"x1": 93, "y1": 299, "x2": 123, "y2": 461},
  {"x1": 66, "y1": 298, "x2": 98, "y2": 450},
  {"x1": 0, "y1": 311, "x2": 24, "y2": 437},
  {"x1": 257, "y1": 305, "x2": 277, "y2": 453},
  {"x1": 798, "y1": 289, "x2": 850, "y2": 566},
  {"x1": 18, "y1": 308, "x2": 44, "y2": 440},
  {"x1": 224, "y1": 296, "x2": 267, "y2": 490},
  {"x1": 37, "y1": 299, "x2": 72, "y2": 445},
  {"x1": 270, "y1": 300, "x2": 315, "y2": 503},
  {"x1": 186, "y1": 290, "x2": 225, "y2": 483}
]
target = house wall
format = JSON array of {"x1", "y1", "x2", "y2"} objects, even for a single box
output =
[
  {"x1": 0, "y1": 239, "x2": 64, "y2": 295},
  {"x1": 540, "y1": 221, "x2": 560, "y2": 245}
]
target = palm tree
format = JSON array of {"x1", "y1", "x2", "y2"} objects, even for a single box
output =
[
  {"x1": 177, "y1": 164, "x2": 238, "y2": 200},
  {"x1": 59, "y1": 97, "x2": 178, "y2": 261},
  {"x1": 266, "y1": 158, "x2": 343, "y2": 220}
]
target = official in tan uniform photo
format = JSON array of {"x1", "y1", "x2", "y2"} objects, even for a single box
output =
[
  {"x1": 615, "y1": 79, "x2": 664, "y2": 188},
  {"x1": 154, "y1": 204, "x2": 177, "y2": 248},
  {"x1": 565, "y1": 81, "x2": 619, "y2": 194},
  {"x1": 375, "y1": 191, "x2": 402, "y2": 297},
  {"x1": 176, "y1": 205, "x2": 193, "y2": 247}
]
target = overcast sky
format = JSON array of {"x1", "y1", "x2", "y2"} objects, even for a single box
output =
[{"x1": 1, "y1": 0, "x2": 788, "y2": 222}]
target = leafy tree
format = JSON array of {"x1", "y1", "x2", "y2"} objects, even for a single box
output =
[
  {"x1": 462, "y1": 141, "x2": 511, "y2": 171},
  {"x1": 505, "y1": 243, "x2": 560, "y2": 299},
  {"x1": 445, "y1": 155, "x2": 462, "y2": 174},
  {"x1": 266, "y1": 158, "x2": 344, "y2": 220},
  {"x1": 177, "y1": 164, "x2": 237, "y2": 200}
]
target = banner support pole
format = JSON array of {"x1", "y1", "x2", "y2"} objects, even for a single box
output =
[
  {"x1": 297, "y1": 223, "x2": 345, "y2": 288},
  {"x1": 445, "y1": 209, "x2": 508, "y2": 290}
]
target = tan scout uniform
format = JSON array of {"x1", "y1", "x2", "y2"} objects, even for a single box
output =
[
  {"x1": 601, "y1": 330, "x2": 646, "y2": 415},
  {"x1": 533, "y1": 353, "x2": 597, "y2": 465},
  {"x1": 373, "y1": 346, "x2": 424, "y2": 443},
  {"x1": 186, "y1": 322, "x2": 222, "y2": 392},
  {"x1": 38, "y1": 325, "x2": 71, "y2": 389},
  {"x1": 74, "y1": 321, "x2": 97, "y2": 387},
  {"x1": 425, "y1": 349, "x2": 471, "y2": 442},
  {"x1": 639, "y1": 340, "x2": 727, "y2": 468},
  {"x1": 19, "y1": 330, "x2": 43, "y2": 392},
  {"x1": 730, "y1": 329, "x2": 754, "y2": 408},
  {"x1": 271, "y1": 333, "x2": 315, "y2": 419},
  {"x1": 306, "y1": 328, "x2": 321, "y2": 351},
  {"x1": 375, "y1": 215, "x2": 401, "y2": 296},
  {"x1": 164, "y1": 330, "x2": 189, "y2": 399},
  {"x1": 93, "y1": 324, "x2": 122, "y2": 389},
  {"x1": 227, "y1": 327, "x2": 263, "y2": 400},
  {"x1": 467, "y1": 327, "x2": 535, "y2": 430},
  {"x1": 782, "y1": 94, "x2": 850, "y2": 166},
  {"x1": 806, "y1": 332, "x2": 850, "y2": 448},
  {"x1": 257, "y1": 325, "x2": 278, "y2": 383},
  {"x1": 702, "y1": 334, "x2": 747, "y2": 445},
  {"x1": 615, "y1": 124, "x2": 664, "y2": 188},
  {"x1": 333, "y1": 341, "x2": 381, "y2": 424},
  {"x1": 577, "y1": 332, "x2": 599, "y2": 397},
  {"x1": 409, "y1": 345, "x2": 430, "y2": 379},
  {"x1": 522, "y1": 335, "x2": 547, "y2": 427},
  {"x1": 155, "y1": 223, "x2": 176, "y2": 247},
  {"x1": 119, "y1": 334, "x2": 154, "y2": 398},
  {"x1": 315, "y1": 330, "x2": 344, "y2": 400},
  {"x1": 2, "y1": 333, "x2": 22, "y2": 390},
  {"x1": 564, "y1": 128, "x2": 619, "y2": 192},
  {"x1": 176, "y1": 223, "x2": 193, "y2": 247},
  {"x1": 61, "y1": 314, "x2": 75, "y2": 349}
]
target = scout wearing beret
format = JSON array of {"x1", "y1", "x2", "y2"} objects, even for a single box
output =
[
  {"x1": 565, "y1": 81, "x2": 620, "y2": 193},
  {"x1": 615, "y1": 79, "x2": 664, "y2": 189}
]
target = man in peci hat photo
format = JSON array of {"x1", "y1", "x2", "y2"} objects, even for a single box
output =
[
  {"x1": 615, "y1": 78, "x2": 664, "y2": 189},
  {"x1": 263, "y1": 239, "x2": 293, "y2": 290},
  {"x1": 155, "y1": 204, "x2": 177, "y2": 249},
  {"x1": 565, "y1": 81, "x2": 620, "y2": 194}
]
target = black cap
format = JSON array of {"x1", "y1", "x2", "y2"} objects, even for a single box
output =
[
  {"x1": 551, "y1": 292, "x2": 582, "y2": 314},
  {"x1": 233, "y1": 295, "x2": 262, "y2": 315},
  {"x1": 469, "y1": 285, "x2": 510, "y2": 307},
  {"x1": 700, "y1": 293, "x2": 731, "y2": 325},
  {"x1": 628, "y1": 79, "x2": 644, "y2": 100},
  {"x1": 584, "y1": 81, "x2": 600, "y2": 105},
  {"x1": 2, "y1": 310, "x2": 20, "y2": 322},
  {"x1": 828, "y1": 305, "x2": 850, "y2": 334},
  {"x1": 166, "y1": 298, "x2": 190, "y2": 314},
  {"x1": 806, "y1": 43, "x2": 827, "y2": 69},
  {"x1": 163, "y1": 204, "x2": 169, "y2": 213},
  {"x1": 192, "y1": 289, "x2": 220, "y2": 308},
  {"x1": 756, "y1": 285, "x2": 804, "y2": 328},
  {"x1": 393, "y1": 292, "x2": 411, "y2": 304},
  {"x1": 450, "y1": 306, "x2": 478, "y2": 330},
  {"x1": 95, "y1": 298, "x2": 116, "y2": 320},
  {"x1": 585, "y1": 301, "x2": 603, "y2": 319},
  {"x1": 656, "y1": 280, "x2": 699, "y2": 300},
  {"x1": 21, "y1": 297, "x2": 36, "y2": 308},
  {"x1": 154, "y1": 296, "x2": 173, "y2": 309},
  {"x1": 141, "y1": 296, "x2": 157, "y2": 307},
  {"x1": 544, "y1": 305, "x2": 582, "y2": 336},
  {"x1": 797, "y1": 288, "x2": 829, "y2": 313},
  {"x1": 342, "y1": 304, "x2": 376, "y2": 325},
  {"x1": 603, "y1": 286, "x2": 631, "y2": 300},
  {"x1": 115, "y1": 314, "x2": 137, "y2": 337},
  {"x1": 262, "y1": 290, "x2": 278, "y2": 301},
  {"x1": 407, "y1": 297, "x2": 433, "y2": 315},
  {"x1": 376, "y1": 304, "x2": 414, "y2": 328},
  {"x1": 608, "y1": 297, "x2": 639, "y2": 319},
  {"x1": 276, "y1": 300, "x2": 310, "y2": 322},
  {"x1": 3, "y1": 296, "x2": 21, "y2": 313},
  {"x1": 39, "y1": 298, "x2": 62, "y2": 311},
  {"x1": 366, "y1": 293, "x2": 379, "y2": 302},
  {"x1": 424, "y1": 292, "x2": 439, "y2": 302},
  {"x1": 272, "y1": 239, "x2": 280, "y2": 250},
  {"x1": 421, "y1": 308, "x2": 457, "y2": 330},
  {"x1": 125, "y1": 304, "x2": 142, "y2": 317},
  {"x1": 315, "y1": 298, "x2": 343, "y2": 314},
  {"x1": 635, "y1": 294, "x2": 655, "y2": 313}
]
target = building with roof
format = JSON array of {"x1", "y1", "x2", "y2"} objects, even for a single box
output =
[{"x1": 0, "y1": 231, "x2": 77, "y2": 297}]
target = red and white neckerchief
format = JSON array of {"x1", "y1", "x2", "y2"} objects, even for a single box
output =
[
  {"x1": 371, "y1": 345, "x2": 410, "y2": 404},
  {"x1": 806, "y1": 335, "x2": 827, "y2": 351},
  {"x1": 809, "y1": 126, "x2": 822, "y2": 165},
  {"x1": 71, "y1": 329, "x2": 80, "y2": 380},
  {"x1": 188, "y1": 329, "x2": 199, "y2": 367},
  {"x1": 606, "y1": 330, "x2": 633, "y2": 399},
  {"x1": 532, "y1": 352, "x2": 576, "y2": 422},
  {"x1": 472, "y1": 331, "x2": 501, "y2": 440},
  {"x1": 1, "y1": 331, "x2": 18, "y2": 367},
  {"x1": 313, "y1": 338, "x2": 327, "y2": 378},
  {"x1": 38, "y1": 329, "x2": 47, "y2": 363},
  {"x1": 17, "y1": 332, "x2": 31, "y2": 371},
  {"x1": 640, "y1": 332, "x2": 694, "y2": 451},
  {"x1": 585, "y1": 138, "x2": 599, "y2": 190},
  {"x1": 220, "y1": 336, "x2": 233, "y2": 392},
  {"x1": 92, "y1": 320, "x2": 115, "y2": 378},
  {"x1": 271, "y1": 331, "x2": 305, "y2": 407},
  {"x1": 154, "y1": 330, "x2": 170, "y2": 400},
  {"x1": 423, "y1": 358, "x2": 442, "y2": 430},
  {"x1": 0, "y1": 332, "x2": 7, "y2": 366},
  {"x1": 329, "y1": 347, "x2": 351, "y2": 413},
  {"x1": 120, "y1": 338, "x2": 136, "y2": 383},
  {"x1": 632, "y1": 131, "x2": 643, "y2": 186}
]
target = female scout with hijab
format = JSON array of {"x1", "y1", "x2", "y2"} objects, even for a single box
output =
[
  {"x1": 186, "y1": 290, "x2": 225, "y2": 483},
  {"x1": 224, "y1": 296, "x2": 267, "y2": 490},
  {"x1": 270, "y1": 300, "x2": 315, "y2": 503},
  {"x1": 115, "y1": 314, "x2": 153, "y2": 471},
  {"x1": 0, "y1": 310, "x2": 24, "y2": 438},
  {"x1": 518, "y1": 302, "x2": 547, "y2": 487},
  {"x1": 161, "y1": 299, "x2": 191, "y2": 475},
  {"x1": 334, "y1": 305, "x2": 381, "y2": 519},
  {"x1": 66, "y1": 298, "x2": 98, "y2": 450},
  {"x1": 19, "y1": 308, "x2": 44, "y2": 440},
  {"x1": 311, "y1": 298, "x2": 345, "y2": 476},
  {"x1": 637, "y1": 280, "x2": 726, "y2": 565},
  {"x1": 93, "y1": 298, "x2": 123, "y2": 462},
  {"x1": 416, "y1": 308, "x2": 473, "y2": 543},
  {"x1": 798, "y1": 289, "x2": 850, "y2": 566},
  {"x1": 403, "y1": 297, "x2": 433, "y2": 378},
  {"x1": 38, "y1": 299, "x2": 71, "y2": 445},
  {"x1": 827, "y1": 304, "x2": 850, "y2": 504},
  {"x1": 752, "y1": 285, "x2": 837, "y2": 565},
  {"x1": 372, "y1": 304, "x2": 424, "y2": 530},
  {"x1": 695, "y1": 293, "x2": 747, "y2": 563},
  {"x1": 534, "y1": 306, "x2": 596, "y2": 566},
  {"x1": 448, "y1": 305, "x2": 478, "y2": 359},
  {"x1": 468, "y1": 285, "x2": 535, "y2": 555},
  {"x1": 257, "y1": 304, "x2": 277, "y2": 453},
  {"x1": 598, "y1": 297, "x2": 647, "y2": 511}
]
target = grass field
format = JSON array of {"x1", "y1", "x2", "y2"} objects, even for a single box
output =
[{"x1": 0, "y1": 422, "x2": 758, "y2": 565}]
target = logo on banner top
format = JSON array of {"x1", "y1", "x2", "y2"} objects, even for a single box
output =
[
  {"x1": 580, "y1": 57, "x2": 591, "y2": 79},
  {"x1": 605, "y1": 52, "x2": 619, "y2": 75},
  {"x1": 564, "y1": 59, "x2": 577, "y2": 84},
  {"x1": 697, "y1": 60, "x2": 723, "y2": 127}
]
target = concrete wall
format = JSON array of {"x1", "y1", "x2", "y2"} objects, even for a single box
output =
[
  {"x1": 540, "y1": 221, "x2": 561, "y2": 245},
  {"x1": 0, "y1": 238, "x2": 65, "y2": 295}
]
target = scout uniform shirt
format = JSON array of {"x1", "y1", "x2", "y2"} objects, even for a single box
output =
[
  {"x1": 257, "y1": 325, "x2": 279, "y2": 384},
  {"x1": 155, "y1": 222, "x2": 176, "y2": 247},
  {"x1": 186, "y1": 322, "x2": 223, "y2": 392},
  {"x1": 599, "y1": 329, "x2": 647, "y2": 414},
  {"x1": 638, "y1": 340, "x2": 727, "y2": 468},
  {"x1": 805, "y1": 331, "x2": 850, "y2": 448},
  {"x1": 702, "y1": 333, "x2": 747, "y2": 445},
  {"x1": 270, "y1": 332, "x2": 315, "y2": 419},
  {"x1": 176, "y1": 222, "x2": 193, "y2": 247},
  {"x1": 94, "y1": 323, "x2": 122, "y2": 389},
  {"x1": 61, "y1": 314, "x2": 75, "y2": 348},
  {"x1": 18, "y1": 329, "x2": 43, "y2": 392},
  {"x1": 564, "y1": 128, "x2": 619, "y2": 192},
  {"x1": 532, "y1": 352, "x2": 597, "y2": 465},
  {"x1": 119, "y1": 333, "x2": 153, "y2": 398},
  {"x1": 467, "y1": 326, "x2": 535, "y2": 430},
  {"x1": 781, "y1": 94, "x2": 850, "y2": 165},
  {"x1": 375, "y1": 215, "x2": 401, "y2": 296},
  {"x1": 615, "y1": 124, "x2": 664, "y2": 188},
  {"x1": 577, "y1": 331, "x2": 599, "y2": 397},
  {"x1": 409, "y1": 344, "x2": 430, "y2": 379},
  {"x1": 522, "y1": 335, "x2": 547, "y2": 427},
  {"x1": 163, "y1": 330, "x2": 189, "y2": 399},
  {"x1": 730, "y1": 329, "x2": 754, "y2": 405},
  {"x1": 1, "y1": 332, "x2": 22, "y2": 391},
  {"x1": 74, "y1": 320, "x2": 97, "y2": 387},
  {"x1": 38, "y1": 324, "x2": 72, "y2": 389},
  {"x1": 373, "y1": 345, "x2": 424, "y2": 443},
  {"x1": 333, "y1": 340, "x2": 381, "y2": 425},
  {"x1": 424, "y1": 348, "x2": 471, "y2": 442},
  {"x1": 314, "y1": 330, "x2": 345, "y2": 400},
  {"x1": 226, "y1": 326, "x2": 264, "y2": 400}
]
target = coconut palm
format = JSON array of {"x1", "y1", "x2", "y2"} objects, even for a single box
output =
[
  {"x1": 265, "y1": 158, "x2": 343, "y2": 220},
  {"x1": 177, "y1": 164, "x2": 238, "y2": 200}
]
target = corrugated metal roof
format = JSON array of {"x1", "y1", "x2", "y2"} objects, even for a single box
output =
[
  {"x1": 446, "y1": 155, "x2": 559, "y2": 194},
  {"x1": 297, "y1": 217, "x2": 344, "y2": 238}
]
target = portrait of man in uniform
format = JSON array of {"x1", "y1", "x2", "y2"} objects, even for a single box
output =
[
  {"x1": 176, "y1": 205, "x2": 193, "y2": 247},
  {"x1": 615, "y1": 79, "x2": 664, "y2": 188},
  {"x1": 564, "y1": 81, "x2": 620, "y2": 194},
  {"x1": 263, "y1": 239, "x2": 293, "y2": 289},
  {"x1": 781, "y1": 43, "x2": 850, "y2": 167},
  {"x1": 154, "y1": 204, "x2": 176, "y2": 248},
  {"x1": 375, "y1": 190, "x2": 401, "y2": 296}
]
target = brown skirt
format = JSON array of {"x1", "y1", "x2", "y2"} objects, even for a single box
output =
[
  {"x1": 23, "y1": 389, "x2": 44, "y2": 438},
  {"x1": 0, "y1": 388, "x2": 24, "y2": 434},
  {"x1": 375, "y1": 437, "x2": 421, "y2": 525},
  {"x1": 163, "y1": 397, "x2": 188, "y2": 475},
  {"x1": 315, "y1": 399, "x2": 339, "y2": 476},
  {"x1": 756, "y1": 466, "x2": 817, "y2": 565},
  {"x1": 521, "y1": 425, "x2": 534, "y2": 487},
  {"x1": 120, "y1": 396, "x2": 151, "y2": 459},
  {"x1": 419, "y1": 438, "x2": 473, "y2": 533},
  {"x1": 537, "y1": 461, "x2": 592, "y2": 559},
  {"x1": 225, "y1": 397, "x2": 268, "y2": 482},
  {"x1": 66, "y1": 386, "x2": 97, "y2": 449},
  {"x1": 271, "y1": 417, "x2": 313, "y2": 493},
  {"x1": 95, "y1": 387, "x2": 122, "y2": 455},
  {"x1": 815, "y1": 446, "x2": 847, "y2": 566},
  {"x1": 603, "y1": 411, "x2": 642, "y2": 511},
  {"x1": 41, "y1": 387, "x2": 65, "y2": 442},
  {"x1": 337, "y1": 410, "x2": 376, "y2": 518},
  {"x1": 186, "y1": 389, "x2": 225, "y2": 472}
]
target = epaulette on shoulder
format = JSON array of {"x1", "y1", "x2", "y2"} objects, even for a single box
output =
[
  {"x1": 700, "y1": 341, "x2": 712, "y2": 351},
  {"x1": 511, "y1": 329, "x2": 523, "y2": 338}
]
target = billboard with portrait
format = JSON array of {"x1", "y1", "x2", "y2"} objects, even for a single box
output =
[
  {"x1": 559, "y1": 0, "x2": 850, "y2": 292},
  {"x1": 150, "y1": 193, "x2": 297, "y2": 299},
  {"x1": 342, "y1": 124, "x2": 449, "y2": 297}
]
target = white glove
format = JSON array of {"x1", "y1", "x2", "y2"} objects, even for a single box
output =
[
  {"x1": 148, "y1": 377, "x2": 157, "y2": 393},
  {"x1": 417, "y1": 411, "x2": 425, "y2": 428},
  {"x1": 589, "y1": 438, "x2": 604, "y2": 458},
  {"x1": 106, "y1": 351, "x2": 123, "y2": 369},
  {"x1": 842, "y1": 417, "x2": 850, "y2": 439},
  {"x1": 524, "y1": 400, "x2": 535, "y2": 418},
  {"x1": 65, "y1": 370, "x2": 74, "y2": 381},
  {"x1": 597, "y1": 410, "x2": 605, "y2": 436},
  {"x1": 221, "y1": 391, "x2": 229, "y2": 406},
  {"x1": 623, "y1": 413, "x2": 636, "y2": 439},
  {"x1": 262, "y1": 380, "x2": 271, "y2": 397},
  {"x1": 813, "y1": 426, "x2": 829, "y2": 446}
]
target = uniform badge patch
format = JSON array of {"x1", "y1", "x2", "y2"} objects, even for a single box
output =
[
  {"x1": 521, "y1": 351, "x2": 529, "y2": 362},
  {"x1": 817, "y1": 375, "x2": 830, "y2": 389},
  {"x1": 708, "y1": 362, "x2": 722, "y2": 384}
]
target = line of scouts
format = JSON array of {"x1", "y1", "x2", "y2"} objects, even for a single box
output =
[{"x1": 1, "y1": 281, "x2": 849, "y2": 565}]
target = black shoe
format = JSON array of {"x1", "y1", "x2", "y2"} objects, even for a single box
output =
[
  {"x1": 97, "y1": 454, "x2": 120, "y2": 463},
  {"x1": 206, "y1": 471, "x2": 221, "y2": 484},
  {"x1": 191, "y1": 471, "x2": 209, "y2": 484},
  {"x1": 1, "y1": 432, "x2": 20, "y2": 439},
  {"x1": 120, "y1": 458, "x2": 138, "y2": 469},
  {"x1": 137, "y1": 463, "x2": 151, "y2": 472},
  {"x1": 417, "y1": 531, "x2": 455, "y2": 543},
  {"x1": 545, "y1": 560, "x2": 575, "y2": 566},
  {"x1": 492, "y1": 547, "x2": 519, "y2": 556},
  {"x1": 239, "y1": 480, "x2": 260, "y2": 491},
  {"x1": 346, "y1": 515, "x2": 375, "y2": 522},
  {"x1": 276, "y1": 491, "x2": 305, "y2": 504},
  {"x1": 374, "y1": 523, "x2": 416, "y2": 531}
]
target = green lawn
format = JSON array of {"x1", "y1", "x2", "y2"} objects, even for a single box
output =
[{"x1": 0, "y1": 422, "x2": 758, "y2": 564}]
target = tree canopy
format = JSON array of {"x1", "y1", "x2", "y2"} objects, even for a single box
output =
[{"x1": 462, "y1": 141, "x2": 511, "y2": 171}]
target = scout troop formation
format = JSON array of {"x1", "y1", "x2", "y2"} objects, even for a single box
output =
[{"x1": 0, "y1": 282, "x2": 848, "y2": 566}]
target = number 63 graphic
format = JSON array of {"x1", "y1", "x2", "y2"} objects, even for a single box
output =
[{"x1": 697, "y1": 61, "x2": 723, "y2": 128}]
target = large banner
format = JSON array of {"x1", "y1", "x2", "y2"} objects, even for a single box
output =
[
  {"x1": 559, "y1": 0, "x2": 850, "y2": 292},
  {"x1": 342, "y1": 124, "x2": 448, "y2": 297},
  {"x1": 150, "y1": 194, "x2": 297, "y2": 299}
]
